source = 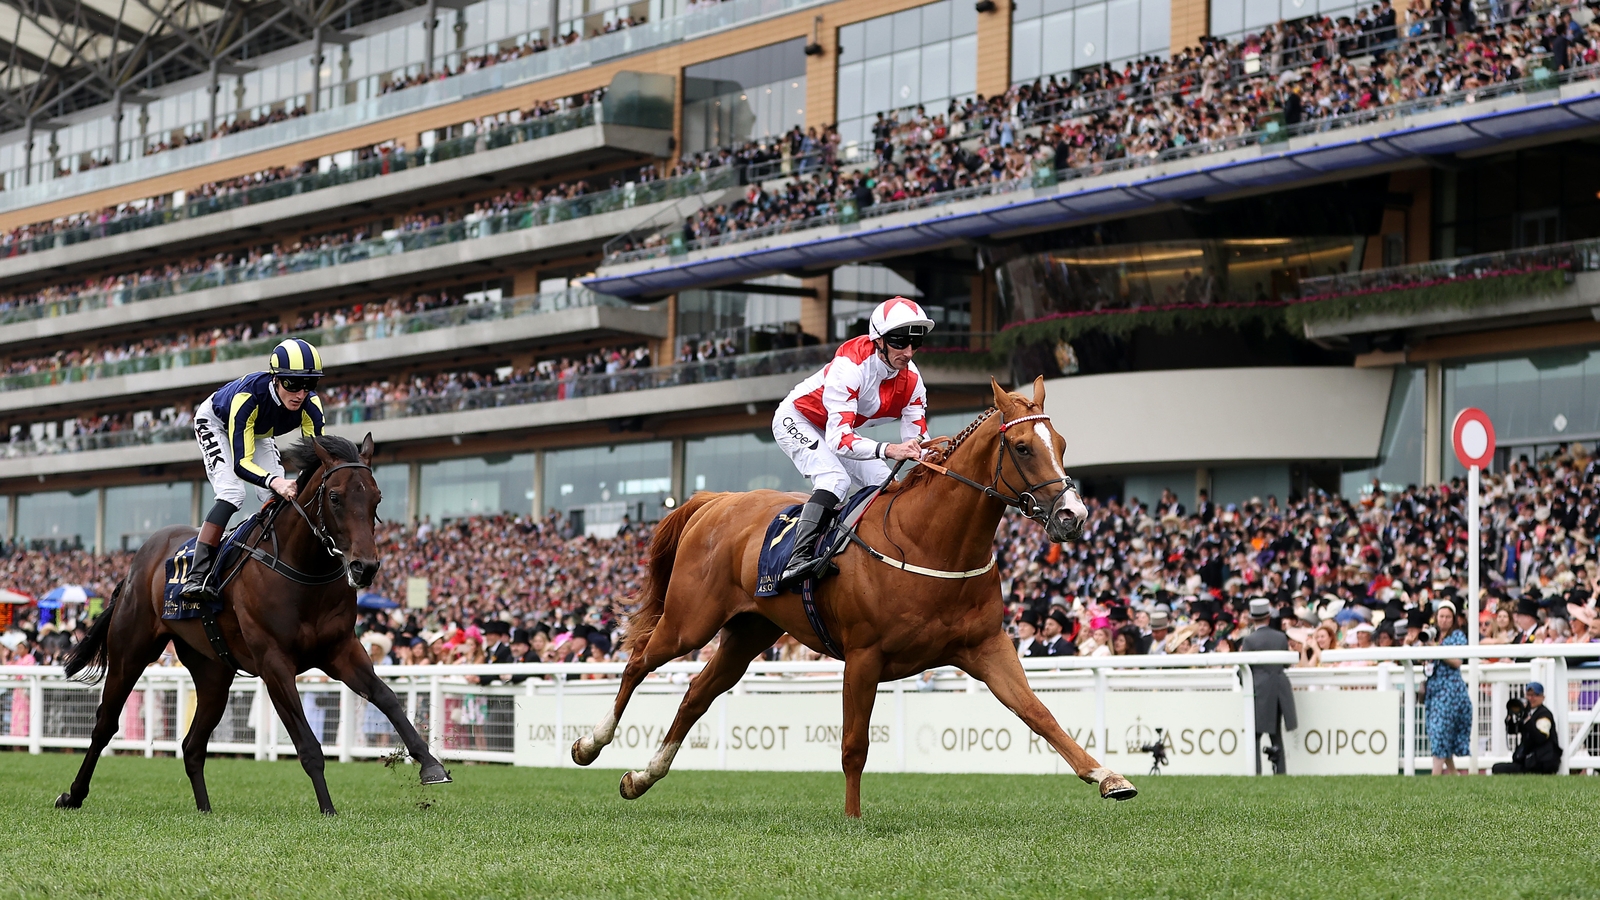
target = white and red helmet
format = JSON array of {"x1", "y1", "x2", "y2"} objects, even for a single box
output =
[{"x1": 868, "y1": 296, "x2": 936, "y2": 340}]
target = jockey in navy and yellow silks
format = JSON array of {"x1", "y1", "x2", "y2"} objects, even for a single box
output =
[{"x1": 181, "y1": 338, "x2": 327, "y2": 603}]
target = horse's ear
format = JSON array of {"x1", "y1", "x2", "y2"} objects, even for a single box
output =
[
  {"x1": 312, "y1": 437, "x2": 337, "y2": 469},
  {"x1": 1032, "y1": 375, "x2": 1046, "y2": 409},
  {"x1": 990, "y1": 377, "x2": 1012, "y2": 412},
  {"x1": 359, "y1": 433, "x2": 375, "y2": 465}
]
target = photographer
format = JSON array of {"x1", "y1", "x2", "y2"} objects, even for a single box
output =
[{"x1": 1491, "y1": 683, "x2": 1563, "y2": 774}]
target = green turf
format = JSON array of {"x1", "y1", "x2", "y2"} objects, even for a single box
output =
[{"x1": 1, "y1": 753, "x2": 1594, "y2": 899}]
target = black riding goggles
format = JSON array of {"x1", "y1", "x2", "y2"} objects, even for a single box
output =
[
  {"x1": 277, "y1": 376, "x2": 319, "y2": 393},
  {"x1": 882, "y1": 328, "x2": 927, "y2": 350}
]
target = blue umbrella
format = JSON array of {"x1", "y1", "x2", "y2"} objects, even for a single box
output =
[
  {"x1": 357, "y1": 592, "x2": 398, "y2": 609},
  {"x1": 40, "y1": 585, "x2": 89, "y2": 609}
]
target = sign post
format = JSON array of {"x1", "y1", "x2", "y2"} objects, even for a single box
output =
[{"x1": 1452, "y1": 407, "x2": 1495, "y2": 775}]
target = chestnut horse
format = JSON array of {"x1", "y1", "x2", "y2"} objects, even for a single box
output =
[
  {"x1": 57, "y1": 434, "x2": 450, "y2": 816},
  {"x1": 573, "y1": 378, "x2": 1136, "y2": 815}
]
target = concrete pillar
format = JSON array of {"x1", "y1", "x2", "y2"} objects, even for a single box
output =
[
  {"x1": 22, "y1": 117, "x2": 34, "y2": 186},
  {"x1": 804, "y1": 14, "x2": 837, "y2": 131},
  {"x1": 975, "y1": 0, "x2": 1013, "y2": 100},
  {"x1": 1424, "y1": 360, "x2": 1442, "y2": 485},
  {"x1": 662, "y1": 294, "x2": 679, "y2": 362},
  {"x1": 1194, "y1": 466, "x2": 1211, "y2": 509},
  {"x1": 94, "y1": 488, "x2": 106, "y2": 556},
  {"x1": 532, "y1": 450, "x2": 546, "y2": 518},
  {"x1": 191, "y1": 481, "x2": 203, "y2": 525},
  {"x1": 511, "y1": 268, "x2": 543, "y2": 297},
  {"x1": 407, "y1": 461, "x2": 422, "y2": 524},
  {"x1": 670, "y1": 438, "x2": 686, "y2": 503},
  {"x1": 5, "y1": 494, "x2": 14, "y2": 541},
  {"x1": 112, "y1": 91, "x2": 125, "y2": 163},
  {"x1": 311, "y1": 27, "x2": 326, "y2": 113},
  {"x1": 424, "y1": 0, "x2": 439, "y2": 76},
  {"x1": 800, "y1": 274, "x2": 832, "y2": 343},
  {"x1": 208, "y1": 59, "x2": 221, "y2": 138},
  {"x1": 1171, "y1": 0, "x2": 1210, "y2": 55}
]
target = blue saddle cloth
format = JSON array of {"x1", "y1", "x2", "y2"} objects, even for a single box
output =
[
  {"x1": 755, "y1": 485, "x2": 880, "y2": 597},
  {"x1": 160, "y1": 513, "x2": 262, "y2": 620}
]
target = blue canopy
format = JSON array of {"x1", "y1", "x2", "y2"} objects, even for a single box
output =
[{"x1": 357, "y1": 592, "x2": 398, "y2": 609}]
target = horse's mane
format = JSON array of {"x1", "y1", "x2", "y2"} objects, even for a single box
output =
[
  {"x1": 885, "y1": 407, "x2": 1000, "y2": 494},
  {"x1": 286, "y1": 434, "x2": 363, "y2": 490}
]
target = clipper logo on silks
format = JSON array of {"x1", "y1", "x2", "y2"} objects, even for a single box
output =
[{"x1": 781, "y1": 416, "x2": 819, "y2": 451}]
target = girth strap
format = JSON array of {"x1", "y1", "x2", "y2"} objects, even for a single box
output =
[
  {"x1": 800, "y1": 577, "x2": 844, "y2": 660},
  {"x1": 198, "y1": 608, "x2": 243, "y2": 673}
]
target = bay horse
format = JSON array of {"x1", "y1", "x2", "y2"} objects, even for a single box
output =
[
  {"x1": 57, "y1": 434, "x2": 450, "y2": 816},
  {"x1": 573, "y1": 377, "x2": 1136, "y2": 816}
]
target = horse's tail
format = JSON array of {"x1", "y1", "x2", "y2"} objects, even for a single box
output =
[
  {"x1": 63, "y1": 579, "x2": 123, "y2": 684},
  {"x1": 626, "y1": 493, "x2": 719, "y2": 658}
]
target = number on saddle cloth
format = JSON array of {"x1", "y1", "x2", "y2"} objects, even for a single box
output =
[
  {"x1": 160, "y1": 513, "x2": 264, "y2": 620},
  {"x1": 754, "y1": 485, "x2": 881, "y2": 597}
]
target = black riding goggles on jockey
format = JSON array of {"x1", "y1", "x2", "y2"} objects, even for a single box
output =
[
  {"x1": 277, "y1": 376, "x2": 319, "y2": 394},
  {"x1": 882, "y1": 327, "x2": 928, "y2": 350}
]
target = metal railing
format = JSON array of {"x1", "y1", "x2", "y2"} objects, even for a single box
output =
[
  {"x1": 1296, "y1": 236, "x2": 1599, "y2": 305},
  {"x1": 3, "y1": 645, "x2": 1596, "y2": 772},
  {"x1": 0, "y1": 0, "x2": 829, "y2": 213},
  {"x1": 607, "y1": 60, "x2": 1600, "y2": 265},
  {"x1": 0, "y1": 166, "x2": 736, "y2": 328},
  {"x1": 0, "y1": 288, "x2": 625, "y2": 394},
  {"x1": 0, "y1": 103, "x2": 606, "y2": 260}
]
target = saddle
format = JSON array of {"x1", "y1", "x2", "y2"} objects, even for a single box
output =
[
  {"x1": 160, "y1": 513, "x2": 265, "y2": 621},
  {"x1": 755, "y1": 484, "x2": 881, "y2": 599}
]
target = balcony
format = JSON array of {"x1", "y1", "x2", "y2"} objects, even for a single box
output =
[
  {"x1": 0, "y1": 338, "x2": 1006, "y2": 479},
  {"x1": 0, "y1": 102, "x2": 672, "y2": 289},
  {"x1": 0, "y1": 289, "x2": 666, "y2": 419},
  {"x1": 0, "y1": 167, "x2": 739, "y2": 352}
]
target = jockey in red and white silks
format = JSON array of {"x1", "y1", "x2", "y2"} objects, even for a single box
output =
[{"x1": 771, "y1": 296, "x2": 934, "y2": 588}]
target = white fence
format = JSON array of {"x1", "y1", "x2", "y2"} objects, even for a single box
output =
[{"x1": 3, "y1": 646, "x2": 1597, "y2": 774}]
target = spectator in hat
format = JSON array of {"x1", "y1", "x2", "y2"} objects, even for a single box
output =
[
  {"x1": 1240, "y1": 597, "x2": 1297, "y2": 774},
  {"x1": 1015, "y1": 611, "x2": 1043, "y2": 658},
  {"x1": 1425, "y1": 601, "x2": 1472, "y2": 775},
  {"x1": 1144, "y1": 609, "x2": 1172, "y2": 655},
  {"x1": 1511, "y1": 598, "x2": 1541, "y2": 644},
  {"x1": 1491, "y1": 682, "x2": 1562, "y2": 774},
  {"x1": 1040, "y1": 610, "x2": 1077, "y2": 656},
  {"x1": 481, "y1": 620, "x2": 513, "y2": 665}
]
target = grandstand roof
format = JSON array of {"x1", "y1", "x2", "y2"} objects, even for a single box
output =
[{"x1": 0, "y1": 0, "x2": 413, "y2": 132}]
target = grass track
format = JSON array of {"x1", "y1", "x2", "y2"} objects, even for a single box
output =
[{"x1": 2, "y1": 753, "x2": 1596, "y2": 899}]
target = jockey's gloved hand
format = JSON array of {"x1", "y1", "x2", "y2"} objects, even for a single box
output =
[
  {"x1": 883, "y1": 439, "x2": 924, "y2": 461},
  {"x1": 270, "y1": 477, "x2": 298, "y2": 502}
]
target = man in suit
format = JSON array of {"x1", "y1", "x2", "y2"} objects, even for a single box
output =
[
  {"x1": 1014, "y1": 611, "x2": 1043, "y2": 658},
  {"x1": 481, "y1": 620, "x2": 514, "y2": 665},
  {"x1": 1039, "y1": 610, "x2": 1077, "y2": 656},
  {"x1": 1511, "y1": 598, "x2": 1541, "y2": 643},
  {"x1": 1144, "y1": 608, "x2": 1172, "y2": 655},
  {"x1": 1240, "y1": 598, "x2": 1297, "y2": 774}
]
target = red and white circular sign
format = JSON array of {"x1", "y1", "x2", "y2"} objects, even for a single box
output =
[{"x1": 1452, "y1": 407, "x2": 1496, "y2": 470}]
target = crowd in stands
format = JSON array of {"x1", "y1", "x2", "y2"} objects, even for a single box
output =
[{"x1": 622, "y1": 0, "x2": 1600, "y2": 253}]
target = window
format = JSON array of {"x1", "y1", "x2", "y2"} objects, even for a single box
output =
[
  {"x1": 105, "y1": 484, "x2": 193, "y2": 552},
  {"x1": 683, "y1": 39, "x2": 808, "y2": 155},
  {"x1": 1012, "y1": 0, "x2": 1170, "y2": 85},
  {"x1": 836, "y1": 1, "x2": 978, "y2": 154},
  {"x1": 419, "y1": 454, "x2": 535, "y2": 521},
  {"x1": 686, "y1": 433, "x2": 810, "y2": 494}
]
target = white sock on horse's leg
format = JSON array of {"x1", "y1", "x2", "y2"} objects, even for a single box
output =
[
  {"x1": 1086, "y1": 766, "x2": 1114, "y2": 784},
  {"x1": 632, "y1": 740, "x2": 681, "y2": 787},
  {"x1": 577, "y1": 711, "x2": 618, "y2": 759}
]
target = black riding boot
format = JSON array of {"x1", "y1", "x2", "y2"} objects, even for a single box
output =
[
  {"x1": 180, "y1": 540, "x2": 220, "y2": 604},
  {"x1": 777, "y1": 490, "x2": 839, "y2": 590}
]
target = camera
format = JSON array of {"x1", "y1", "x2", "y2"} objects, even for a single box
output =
[
  {"x1": 1139, "y1": 727, "x2": 1170, "y2": 775},
  {"x1": 1418, "y1": 625, "x2": 1437, "y2": 644},
  {"x1": 1504, "y1": 697, "x2": 1527, "y2": 731}
]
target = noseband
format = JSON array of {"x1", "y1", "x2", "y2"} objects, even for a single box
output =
[
  {"x1": 285, "y1": 461, "x2": 372, "y2": 558},
  {"x1": 916, "y1": 412, "x2": 1078, "y2": 526}
]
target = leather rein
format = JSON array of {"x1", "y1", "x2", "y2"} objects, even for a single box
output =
[
  {"x1": 912, "y1": 411, "x2": 1079, "y2": 526},
  {"x1": 221, "y1": 461, "x2": 371, "y2": 588}
]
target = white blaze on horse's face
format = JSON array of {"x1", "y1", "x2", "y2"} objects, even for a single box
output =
[{"x1": 1033, "y1": 422, "x2": 1086, "y2": 542}]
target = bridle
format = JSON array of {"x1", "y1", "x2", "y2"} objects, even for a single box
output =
[
  {"x1": 284, "y1": 461, "x2": 373, "y2": 559},
  {"x1": 914, "y1": 411, "x2": 1079, "y2": 526}
]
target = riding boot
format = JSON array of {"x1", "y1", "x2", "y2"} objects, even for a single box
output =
[
  {"x1": 180, "y1": 540, "x2": 220, "y2": 605},
  {"x1": 777, "y1": 490, "x2": 839, "y2": 590}
]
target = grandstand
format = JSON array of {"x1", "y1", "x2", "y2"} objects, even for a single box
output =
[{"x1": 1, "y1": 0, "x2": 1597, "y2": 560}]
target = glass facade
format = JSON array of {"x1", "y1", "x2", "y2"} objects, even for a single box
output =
[
  {"x1": 1341, "y1": 367, "x2": 1424, "y2": 496},
  {"x1": 105, "y1": 483, "x2": 193, "y2": 552},
  {"x1": 419, "y1": 454, "x2": 536, "y2": 522},
  {"x1": 835, "y1": 0, "x2": 978, "y2": 155},
  {"x1": 682, "y1": 40, "x2": 809, "y2": 155},
  {"x1": 686, "y1": 433, "x2": 810, "y2": 494},
  {"x1": 1011, "y1": 0, "x2": 1170, "y2": 86},
  {"x1": 373, "y1": 463, "x2": 411, "y2": 523},
  {"x1": 1209, "y1": 0, "x2": 1365, "y2": 40},
  {"x1": 543, "y1": 442, "x2": 671, "y2": 533},
  {"x1": 17, "y1": 490, "x2": 96, "y2": 550},
  {"x1": 1443, "y1": 350, "x2": 1600, "y2": 479}
]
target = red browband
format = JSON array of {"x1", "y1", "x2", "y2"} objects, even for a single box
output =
[{"x1": 997, "y1": 413, "x2": 1052, "y2": 433}]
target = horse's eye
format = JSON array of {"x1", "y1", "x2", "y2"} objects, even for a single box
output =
[
  {"x1": 329, "y1": 492, "x2": 342, "y2": 505},
  {"x1": 1015, "y1": 442, "x2": 1031, "y2": 456}
]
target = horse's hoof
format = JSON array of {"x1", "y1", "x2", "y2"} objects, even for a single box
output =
[
  {"x1": 619, "y1": 772, "x2": 652, "y2": 800},
  {"x1": 1099, "y1": 774, "x2": 1138, "y2": 801},
  {"x1": 419, "y1": 765, "x2": 453, "y2": 785},
  {"x1": 572, "y1": 738, "x2": 599, "y2": 767},
  {"x1": 54, "y1": 792, "x2": 80, "y2": 809}
]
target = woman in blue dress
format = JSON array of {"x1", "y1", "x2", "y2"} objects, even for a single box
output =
[{"x1": 1425, "y1": 602, "x2": 1473, "y2": 774}]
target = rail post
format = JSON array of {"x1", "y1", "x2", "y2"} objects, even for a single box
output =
[
  {"x1": 428, "y1": 675, "x2": 444, "y2": 759},
  {"x1": 255, "y1": 677, "x2": 268, "y2": 760},
  {"x1": 1554, "y1": 657, "x2": 1570, "y2": 775},
  {"x1": 1093, "y1": 664, "x2": 1108, "y2": 759},
  {"x1": 717, "y1": 692, "x2": 728, "y2": 770},
  {"x1": 338, "y1": 684, "x2": 354, "y2": 763},
  {"x1": 144, "y1": 676, "x2": 158, "y2": 758},
  {"x1": 1240, "y1": 664, "x2": 1257, "y2": 776},
  {"x1": 553, "y1": 673, "x2": 565, "y2": 767},
  {"x1": 28, "y1": 674, "x2": 42, "y2": 754},
  {"x1": 1403, "y1": 661, "x2": 1417, "y2": 775},
  {"x1": 894, "y1": 678, "x2": 907, "y2": 772}
]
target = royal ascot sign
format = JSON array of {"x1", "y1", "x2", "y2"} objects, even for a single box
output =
[{"x1": 514, "y1": 687, "x2": 1400, "y2": 775}]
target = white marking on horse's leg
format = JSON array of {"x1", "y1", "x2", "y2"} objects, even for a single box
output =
[
  {"x1": 625, "y1": 740, "x2": 681, "y2": 790},
  {"x1": 1086, "y1": 766, "x2": 1114, "y2": 784},
  {"x1": 574, "y1": 710, "x2": 618, "y2": 763}
]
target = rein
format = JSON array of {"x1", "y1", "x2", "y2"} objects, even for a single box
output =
[
  {"x1": 912, "y1": 411, "x2": 1078, "y2": 526},
  {"x1": 284, "y1": 461, "x2": 372, "y2": 560}
]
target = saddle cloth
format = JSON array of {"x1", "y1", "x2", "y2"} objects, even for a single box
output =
[
  {"x1": 755, "y1": 484, "x2": 881, "y2": 597},
  {"x1": 160, "y1": 513, "x2": 263, "y2": 620}
]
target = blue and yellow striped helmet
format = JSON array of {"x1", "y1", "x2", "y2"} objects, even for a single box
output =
[{"x1": 268, "y1": 338, "x2": 324, "y2": 378}]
